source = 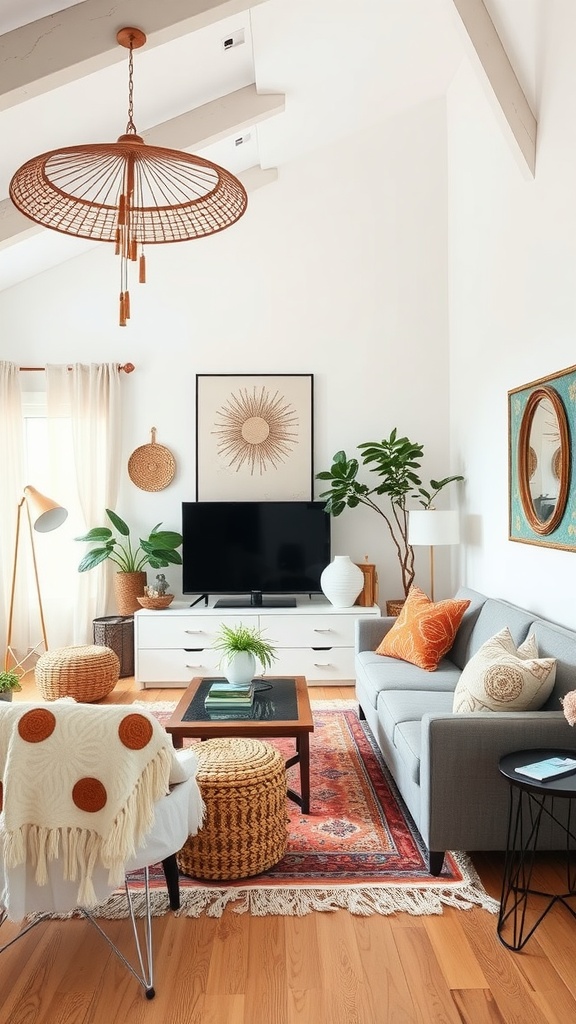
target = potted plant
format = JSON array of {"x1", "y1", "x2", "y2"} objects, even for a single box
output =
[
  {"x1": 0, "y1": 670, "x2": 22, "y2": 702},
  {"x1": 212, "y1": 623, "x2": 278, "y2": 684},
  {"x1": 317, "y1": 429, "x2": 463, "y2": 602},
  {"x1": 75, "y1": 509, "x2": 183, "y2": 615}
]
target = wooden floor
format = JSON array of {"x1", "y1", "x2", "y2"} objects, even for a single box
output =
[{"x1": 1, "y1": 677, "x2": 574, "y2": 1023}]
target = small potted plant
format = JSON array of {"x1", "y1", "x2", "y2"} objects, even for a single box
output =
[
  {"x1": 0, "y1": 670, "x2": 22, "y2": 703},
  {"x1": 212, "y1": 623, "x2": 278, "y2": 684},
  {"x1": 75, "y1": 509, "x2": 183, "y2": 614}
]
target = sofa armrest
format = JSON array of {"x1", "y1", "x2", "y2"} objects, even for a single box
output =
[
  {"x1": 355, "y1": 616, "x2": 395, "y2": 654},
  {"x1": 418, "y1": 710, "x2": 576, "y2": 851}
]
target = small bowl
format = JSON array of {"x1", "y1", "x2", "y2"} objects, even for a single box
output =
[{"x1": 136, "y1": 594, "x2": 174, "y2": 610}]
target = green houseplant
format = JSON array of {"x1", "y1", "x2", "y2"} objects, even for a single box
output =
[
  {"x1": 317, "y1": 429, "x2": 463, "y2": 599},
  {"x1": 213, "y1": 623, "x2": 278, "y2": 683},
  {"x1": 0, "y1": 670, "x2": 22, "y2": 702},
  {"x1": 75, "y1": 509, "x2": 183, "y2": 615}
]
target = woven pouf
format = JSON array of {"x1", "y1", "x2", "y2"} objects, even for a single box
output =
[
  {"x1": 177, "y1": 737, "x2": 288, "y2": 881},
  {"x1": 35, "y1": 644, "x2": 120, "y2": 702}
]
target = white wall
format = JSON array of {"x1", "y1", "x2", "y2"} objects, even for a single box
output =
[
  {"x1": 448, "y1": 1, "x2": 576, "y2": 627},
  {"x1": 0, "y1": 97, "x2": 452, "y2": 614}
]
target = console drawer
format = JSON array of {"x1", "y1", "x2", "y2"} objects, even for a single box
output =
[
  {"x1": 136, "y1": 647, "x2": 221, "y2": 684},
  {"x1": 265, "y1": 614, "x2": 357, "y2": 648},
  {"x1": 271, "y1": 647, "x2": 355, "y2": 681},
  {"x1": 136, "y1": 613, "x2": 259, "y2": 649}
]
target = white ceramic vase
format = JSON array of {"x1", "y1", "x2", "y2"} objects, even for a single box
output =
[
  {"x1": 223, "y1": 650, "x2": 257, "y2": 684},
  {"x1": 320, "y1": 555, "x2": 364, "y2": 608}
]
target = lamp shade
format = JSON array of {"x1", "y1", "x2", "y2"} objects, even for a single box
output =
[
  {"x1": 408, "y1": 510, "x2": 460, "y2": 547},
  {"x1": 24, "y1": 486, "x2": 68, "y2": 533}
]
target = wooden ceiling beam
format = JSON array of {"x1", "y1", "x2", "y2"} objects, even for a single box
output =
[
  {"x1": 449, "y1": 0, "x2": 536, "y2": 178},
  {"x1": 0, "y1": 0, "x2": 269, "y2": 111}
]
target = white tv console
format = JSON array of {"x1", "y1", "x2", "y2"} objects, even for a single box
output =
[{"x1": 134, "y1": 596, "x2": 381, "y2": 689}]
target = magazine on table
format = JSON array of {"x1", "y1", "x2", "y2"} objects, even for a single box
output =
[{"x1": 515, "y1": 755, "x2": 576, "y2": 782}]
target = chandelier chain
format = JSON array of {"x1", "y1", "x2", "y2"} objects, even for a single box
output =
[{"x1": 126, "y1": 37, "x2": 137, "y2": 135}]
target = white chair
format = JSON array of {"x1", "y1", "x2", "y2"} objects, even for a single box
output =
[{"x1": 0, "y1": 701, "x2": 204, "y2": 1000}]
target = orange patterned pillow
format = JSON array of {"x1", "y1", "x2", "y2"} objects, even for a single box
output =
[{"x1": 375, "y1": 586, "x2": 470, "y2": 671}]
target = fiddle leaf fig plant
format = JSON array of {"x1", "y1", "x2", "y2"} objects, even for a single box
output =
[
  {"x1": 317, "y1": 429, "x2": 464, "y2": 598},
  {"x1": 76, "y1": 509, "x2": 183, "y2": 574}
]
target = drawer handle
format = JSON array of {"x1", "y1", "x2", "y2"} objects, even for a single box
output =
[
  {"x1": 313, "y1": 661, "x2": 333, "y2": 667},
  {"x1": 313, "y1": 628, "x2": 332, "y2": 633},
  {"x1": 184, "y1": 629, "x2": 205, "y2": 634},
  {"x1": 185, "y1": 663, "x2": 205, "y2": 669}
]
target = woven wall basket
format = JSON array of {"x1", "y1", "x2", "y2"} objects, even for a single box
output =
[{"x1": 128, "y1": 427, "x2": 176, "y2": 491}]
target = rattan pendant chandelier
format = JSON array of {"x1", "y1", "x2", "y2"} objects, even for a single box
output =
[{"x1": 9, "y1": 27, "x2": 248, "y2": 326}]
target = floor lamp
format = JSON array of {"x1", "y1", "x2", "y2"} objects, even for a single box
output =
[
  {"x1": 408, "y1": 510, "x2": 460, "y2": 603},
  {"x1": 4, "y1": 486, "x2": 68, "y2": 674}
]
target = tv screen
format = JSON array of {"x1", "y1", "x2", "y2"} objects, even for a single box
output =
[{"x1": 182, "y1": 501, "x2": 331, "y2": 607}]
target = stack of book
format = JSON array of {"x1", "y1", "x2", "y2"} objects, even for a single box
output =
[{"x1": 204, "y1": 680, "x2": 255, "y2": 714}]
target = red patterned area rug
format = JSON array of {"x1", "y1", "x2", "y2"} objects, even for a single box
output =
[{"x1": 97, "y1": 701, "x2": 498, "y2": 919}]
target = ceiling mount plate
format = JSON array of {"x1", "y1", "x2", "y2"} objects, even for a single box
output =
[{"x1": 116, "y1": 27, "x2": 147, "y2": 49}]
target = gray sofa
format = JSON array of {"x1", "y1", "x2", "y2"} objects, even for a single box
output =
[{"x1": 355, "y1": 587, "x2": 576, "y2": 874}]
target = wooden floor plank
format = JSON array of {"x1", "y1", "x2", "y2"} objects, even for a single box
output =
[
  {"x1": 393, "y1": 925, "x2": 463, "y2": 1024},
  {"x1": 424, "y1": 913, "x2": 488, "y2": 989}
]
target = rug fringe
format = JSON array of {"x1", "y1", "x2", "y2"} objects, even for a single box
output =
[{"x1": 80, "y1": 852, "x2": 498, "y2": 921}]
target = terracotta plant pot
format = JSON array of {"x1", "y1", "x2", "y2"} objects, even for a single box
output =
[{"x1": 114, "y1": 571, "x2": 147, "y2": 615}]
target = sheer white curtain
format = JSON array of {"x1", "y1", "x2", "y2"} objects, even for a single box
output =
[
  {"x1": 0, "y1": 363, "x2": 25, "y2": 663},
  {"x1": 46, "y1": 364, "x2": 123, "y2": 643}
]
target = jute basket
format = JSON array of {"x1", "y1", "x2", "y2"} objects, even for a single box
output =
[
  {"x1": 114, "y1": 571, "x2": 146, "y2": 615},
  {"x1": 386, "y1": 599, "x2": 406, "y2": 617},
  {"x1": 177, "y1": 737, "x2": 287, "y2": 881},
  {"x1": 35, "y1": 645, "x2": 120, "y2": 702}
]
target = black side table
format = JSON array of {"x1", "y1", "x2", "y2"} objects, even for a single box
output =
[{"x1": 498, "y1": 748, "x2": 576, "y2": 951}]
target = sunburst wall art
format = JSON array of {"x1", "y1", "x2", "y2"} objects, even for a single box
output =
[{"x1": 195, "y1": 374, "x2": 314, "y2": 500}]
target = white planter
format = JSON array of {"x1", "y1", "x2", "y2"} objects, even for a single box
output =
[
  {"x1": 320, "y1": 555, "x2": 364, "y2": 608},
  {"x1": 223, "y1": 650, "x2": 257, "y2": 684}
]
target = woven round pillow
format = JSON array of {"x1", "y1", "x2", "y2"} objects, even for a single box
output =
[
  {"x1": 35, "y1": 645, "x2": 120, "y2": 702},
  {"x1": 177, "y1": 737, "x2": 287, "y2": 881}
]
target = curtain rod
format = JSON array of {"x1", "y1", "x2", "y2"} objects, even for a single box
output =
[{"x1": 18, "y1": 363, "x2": 135, "y2": 373}]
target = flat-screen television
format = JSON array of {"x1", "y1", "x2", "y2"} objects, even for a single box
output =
[{"x1": 182, "y1": 501, "x2": 331, "y2": 607}]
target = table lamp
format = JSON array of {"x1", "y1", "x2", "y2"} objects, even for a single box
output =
[
  {"x1": 4, "y1": 486, "x2": 68, "y2": 674},
  {"x1": 408, "y1": 510, "x2": 460, "y2": 602}
]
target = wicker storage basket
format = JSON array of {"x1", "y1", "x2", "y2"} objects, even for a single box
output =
[
  {"x1": 93, "y1": 616, "x2": 134, "y2": 678},
  {"x1": 386, "y1": 599, "x2": 406, "y2": 617},
  {"x1": 177, "y1": 737, "x2": 287, "y2": 881},
  {"x1": 35, "y1": 645, "x2": 120, "y2": 702}
]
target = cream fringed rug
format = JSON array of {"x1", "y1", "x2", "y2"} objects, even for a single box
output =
[{"x1": 92, "y1": 701, "x2": 499, "y2": 920}]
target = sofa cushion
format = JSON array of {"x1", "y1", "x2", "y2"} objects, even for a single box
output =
[
  {"x1": 464, "y1": 598, "x2": 535, "y2": 660},
  {"x1": 375, "y1": 586, "x2": 470, "y2": 671},
  {"x1": 452, "y1": 627, "x2": 557, "y2": 713},
  {"x1": 355, "y1": 651, "x2": 460, "y2": 711},
  {"x1": 378, "y1": 690, "x2": 454, "y2": 785}
]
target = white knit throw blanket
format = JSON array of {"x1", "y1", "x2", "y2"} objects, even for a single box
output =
[{"x1": 0, "y1": 701, "x2": 189, "y2": 907}]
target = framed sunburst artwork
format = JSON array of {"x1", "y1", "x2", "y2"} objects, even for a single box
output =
[{"x1": 195, "y1": 374, "x2": 314, "y2": 500}]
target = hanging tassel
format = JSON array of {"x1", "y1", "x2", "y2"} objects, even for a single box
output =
[
  {"x1": 139, "y1": 253, "x2": 146, "y2": 284},
  {"x1": 130, "y1": 239, "x2": 137, "y2": 262},
  {"x1": 125, "y1": 290, "x2": 131, "y2": 320},
  {"x1": 119, "y1": 292, "x2": 126, "y2": 327},
  {"x1": 114, "y1": 228, "x2": 120, "y2": 256},
  {"x1": 118, "y1": 194, "x2": 126, "y2": 225}
]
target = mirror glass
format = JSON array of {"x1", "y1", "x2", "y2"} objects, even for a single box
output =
[{"x1": 518, "y1": 386, "x2": 569, "y2": 535}]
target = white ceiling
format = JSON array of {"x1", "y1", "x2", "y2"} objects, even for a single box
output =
[{"x1": 0, "y1": 0, "x2": 538, "y2": 293}]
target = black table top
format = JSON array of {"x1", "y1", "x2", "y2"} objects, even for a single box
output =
[{"x1": 499, "y1": 748, "x2": 576, "y2": 797}]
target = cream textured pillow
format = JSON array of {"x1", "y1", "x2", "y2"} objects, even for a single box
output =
[{"x1": 452, "y1": 627, "x2": 556, "y2": 713}]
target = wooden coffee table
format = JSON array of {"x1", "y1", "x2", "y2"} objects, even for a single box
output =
[{"x1": 165, "y1": 675, "x2": 314, "y2": 813}]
